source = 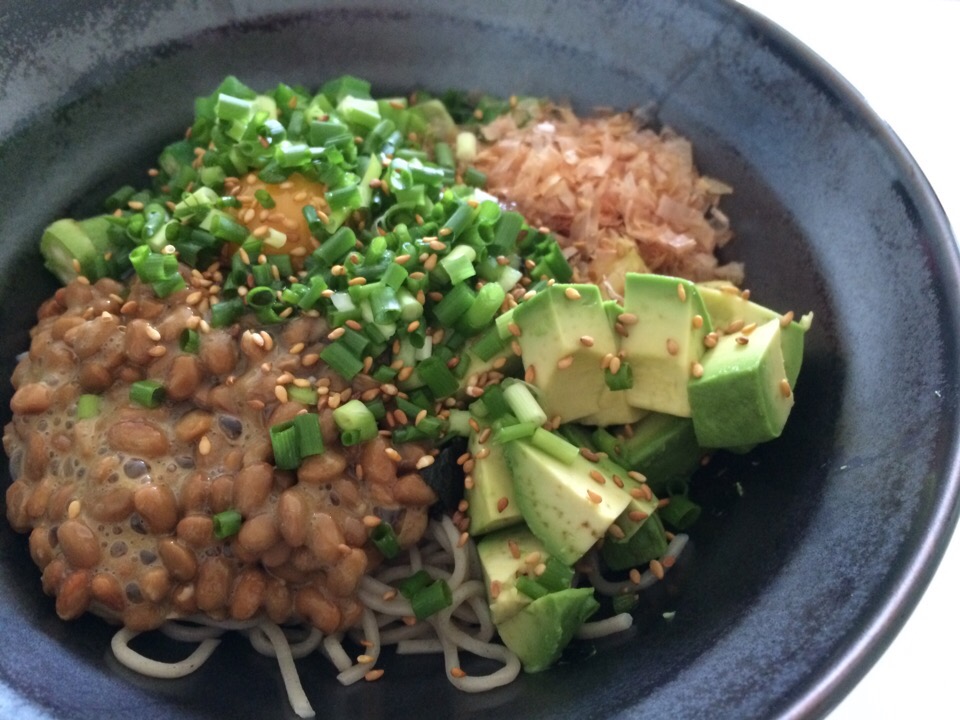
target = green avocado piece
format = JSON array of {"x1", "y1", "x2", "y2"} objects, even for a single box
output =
[
  {"x1": 504, "y1": 438, "x2": 632, "y2": 565},
  {"x1": 512, "y1": 283, "x2": 619, "y2": 423},
  {"x1": 697, "y1": 281, "x2": 813, "y2": 386},
  {"x1": 477, "y1": 525, "x2": 551, "y2": 624},
  {"x1": 601, "y1": 512, "x2": 669, "y2": 571},
  {"x1": 496, "y1": 587, "x2": 599, "y2": 673},
  {"x1": 688, "y1": 318, "x2": 794, "y2": 448},
  {"x1": 599, "y1": 412, "x2": 703, "y2": 497},
  {"x1": 465, "y1": 430, "x2": 523, "y2": 537},
  {"x1": 620, "y1": 273, "x2": 713, "y2": 417}
]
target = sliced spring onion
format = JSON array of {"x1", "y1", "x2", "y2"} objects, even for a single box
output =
[
  {"x1": 332, "y1": 399, "x2": 378, "y2": 446},
  {"x1": 416, "y1": 356, "x2": 460, "y2": 399},
  {"x1": 212, "y1": 509, "x2": 242, "y2": 539},
  {"x1": 493, "y1": 421, "x2": 538, "y2": 445},
  {"x1": 179, "y1": 328, "x2": 200, "y2": 354},
  {"x1": 293, "y1": 413, "x2": 325, "y2": 458},
  {"x1": 319, "y1": 342, "x2": 364, "y2": 380},
  {"x1": 76, "y1": 394, "x2": 101, "y2": 420},
  {"x1": 530, "y1": 428, "x2": 580, "y2": 465},
  {"x1": 287, "y1": 386, "x2": 319, "y2": 405},
  {"x1": 397, "y1": 569, "x2": 433, "y2": 600},
  {"x1": 658, "y1": 494, "x2": 701, "y2": 531},
  {"x1": 515, "y1": 576, "x2": 549, "y2": 601},
  {"x1": 503, "y1": 382, "x2": 548, "y2": 426},
  {"x1": 410, "y1": 579, "x2": 453, "y2": 620},
  {"x1": 129, "y1": 380, "x2": 165, "y2": 408},
  {"x1": 370, "y1": 522, "x2": 400, "y2": 559},
  {"x1": 536, "y1": 557, "x2": 575, "y2": 592},
  {"x1": 605, "y1": 361, "x2": 634, "y2": 391},
  {"x1": 270, "y1": 421, "x2": 301, "y2": 470}
]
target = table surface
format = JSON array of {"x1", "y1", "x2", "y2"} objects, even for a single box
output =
[{"x1": 737, "y1": 2, "x2": 960, "y2": 717}]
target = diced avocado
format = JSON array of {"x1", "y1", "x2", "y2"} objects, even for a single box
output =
[
  {"x1": 697, "y1": 281, "x2": 813, "y2": 386},
  {"x1": 597, "y1": 456, "x2": 661, "y2": 542},
  {"x1": 600, "y1": 412, "x2": 703, "y2": 496},
  {"x1": 580, "y1": 389, "x2": 646, "y2": 426},
  {"x1": 465, "y1": 430, "x2": 523, "y2": 536},
  {"x1": 620, "y1": 273, "x2": 713, "y2": 417},
  {"x1": 477, "y1": 525, "x2": 551, "y2": 624},
  {"x1": 688, "y1": 318, "x2": 794, "y2": 448},
  {"x1": 457, "y1": 343, "x2": 522, "y2": 397},
  {"x1": 504, "y1": 438, "x2": 632, "y2": 565},
  {"x1": 496, "y1": 587, "x2": 599, "y2": 673},
  {"x1": 601, "y1": 512, "x2": 669, "y2": 571},
  {"x1": 512, "y1": 283, "x2": 619, "y2": 423}
]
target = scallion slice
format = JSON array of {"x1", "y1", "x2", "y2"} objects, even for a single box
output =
[
  {"x1": 397, "y1": 569, "x2": 433, "y2": 600},
  {"x1": 130, "y1": 380, "x2": 165, "y2": 408},
  {"x1": 411, "y1": 579, "x2": 453, "y2": 620},
  {"x1": 76, "y1": 394, "x2": 101, "y2": 420},
  {"x1": 332, "y1": 399, "x2": 378, "y2": 446},
  {"x1": 179, "y1": 328, "x2": 200, "y2": 354},
  {"x1": 515, "y1": 576, "x2": 549, "y2": 601},
  {"x1": 270, "y1": 421, "x2": 301, "y2": 470},
  {"x1": 370, "y1": 522, "x2": 400, "y2": 559},
  {"x1": 212, "y1": 509, "x2": 242, "y2": 539},
  {"x1": 530, "y1": 428, "x2": 580, "y2": 465}
]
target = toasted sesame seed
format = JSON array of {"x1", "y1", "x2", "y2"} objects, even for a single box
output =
[
  {"x1": 589, "y1": 470, "x2": 606, "y2": 485},
  {"x1": 580, "y1": 447, "x2": 600, "y2": 462},
  {"x1": 490, "y1": 580, "x2": 502, "y2": 599},
  {"x1": 629, "y1": 568, "x2": 642, "y2": 585},
  {"x1": 666, "y1": 338, "x2": 680, "y2": 356},
  {"x1": 692, "y1": 314, "x2": 704, "y2": 329},
  {"x1": 365, "y1": 669, "x2": 385, "y2": 682},
  {"x1": 735, "y1": 336, "x2": 749, "y2": 345},
  {"x1": 382, "y1": 590, "x2": 397, "y2": 601},
  {"x1": 198, "y1": 436, "x2": 212, "y2": 455},
  {"x1": 67, "y1": 500, "x2": 81, "y2": 519},
  {"x1": 557, "y1": 355, "x2": 574, "y2": 369},
  {"x1": 145, "y1": 325, "x2": 162, "y2": 341},
  {"x1": 345, "y1": 319, "x2": 363, "y2": 331},
  {"x1": 475, "y1": 447, "x2": 490, "y2": 460},
  {"x1": 608, "y1": 524, "x2": 626, "y2": 539},
  {"x1": 600, "y1": 353, "x2": 613, "y2": 370},
  {"x1": 274, "y1": 385, "x2": 289, "y2": 403},
  {"x1": 450, "y1": 668, "x2": 467, "y2": 679},
  {"x1": 511, "y1": 340, "x2": 523, "y2": 356},
  {"x1": 464, "y1": 475, "x2": 475, "y2": 490},
  {"x1": 780, "y1": 310, "x2": 795, "y2": 327},
  {"x1": 416, "y1": 455, "x2": 435, "y2": 470},
  {"x1": 579, "y1": 335, "x2": 595, "y2": 347},
  {"x1": 533, "y1": 562, "x2": 547, "y2": 576},
  {"x1": 726, "y1": 319, "x2": 745, "y2": 334},
  {"x1": 677, "y1": 283, "x2": 688, "y2": 302},
  {"x1": 564, "y1": 287, "x2": 581, "y2": 300},
  {"x1": 508, "y1": 322, "x2": 522, "y2": 337},
  {"x1": 609, "y1": 356, "x2": 622, "y2": 375},
  {"x1": 148, "y1": 345, "x2": 167, "y2": 358},
  {"x1": 357, "y1": 653, "x2": 375, "y2": 664},
  {"x1": 780, "y1": 379, "x2": 792, "y2": 397},
  {"x1": 587, "y1": 490, "x2": 603, "y2": 504},
  {"x1": 362, "y1": 515, "x2": 382, "y2": 528},
  {"x1": 524, "y1": 364, "x2": 537, "y2": 383},
  {"x1": 127, "y1": 200, "x2": 145, "y2": 211},
  {"x1": 302, "y1": 353, "x2": 320, "y2": 367},
  {"x1": 619, "y1": 312, "x2": 639, "y2": 326},
  {"x1": 385, "y1": 447, "x2": 402, "y2": 462},
  {"x1": 508, "y1": 540, "x2": 521, "y2": 558},
  {"x1": 703, "y1": 332, "x2": 719, "y2": 348},
  {"x1": 741, "y1": 322, "x2": 758, "y2": 336},
  {"x1": 649, "y1": 559, "x2": 665, "y2": 580},
  {"x1": 478, "y1": 426, "x2": 492, "y2": 444},
  {"x1": 691, "y1": 361, "x2": 704, "y2": 379}
]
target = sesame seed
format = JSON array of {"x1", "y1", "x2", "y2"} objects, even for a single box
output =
[
  {"x1": 395, "y1": 253, "x2": 411, "y2": 264},
  {"x1": 629, "y1": 568, "x2": 642, "y2": 584},
  {"x1": 587, "y1": 490, "x2": 603, "y2": 504},
  {"x1": 649, "y1": 559, "x2": 665, "y2": 580},
  {"x1": 608, "y1": 524, "x2": 625, "y2": 539},
  {"x1": 564, "y1": 287, "x2": 581, "y2": 300},
  {"x1": 357, "y1": 653, "x2": 375, "y2": 664},
  {"x1": 726, "y1": 319, "x2": 745, "y2": 334},
  {"x1": 619, "y1": 312, "x2": 639, "y2": 326},
  {"x1": 457, "y1": 532, "x2": 469, "y2": 548},
  {"x1": 67, "y1": 500, "x2": 81, "y2": 519},
  {"x1": 127, "y1": 200, "x2": 145, "y2": 211},
  {"x1": 450, "y1": 668, "x2": 467, "y2": 679},
  {"x1": 289, "y1": 342, "x2": 305, "y2": 354},
  {"x1": 490, "y1": 580, "x2": 502, "y2": 599},
  {"x1": 533, "y1": 562, "x2": 547, "y2": 576},
  {"x1": 274, "y1": 385, "x2": 289, "y2": 403},
  {"x1": 600, "y1": 353, "x2": 613, "y2": 370},
  {"x1": 148, "y1": 345, "x2": 167, "y2": 358},
  {"x1": 703, "y1": 332, "x2": 719, "y2": 348},
  {"x1": 692, "y1": 314, "x2": 704, "y2": 329},
  {"x1": 580, "y1": 335, "x2": 595, "y2": 347},
  {"x1": 362, "y1": 515, "x2": 382, "y2": 528},
  {"x1": 508, "y1": 322, "x2": 522, "y2": 337},
  {"x1": 580, "y1": 447, "x2": 600, "y2": 462},
  {"x1": 780, "y1": 310, "x2": 795, "y2": 327},
  {"x1": 145, "y1": 325, "x2": 161, "y2": 341},
  {"x1": 524, "y1": 364, "x2": 537, "y2": 383},
  {"x1": 478, "y1": 426, "x2": 492, "y2": 444},
  {"x1": 609, "y1": 356, "x2": 622, "y2": 375},
  {"x1": 364, "y1": 669, "x2": 385, "y2": 682},
  {"x1": 741, "y1": 322, "x2": 758, "y2": 336},
  {"x1": 666, "y1": 338, "x2": 680, "y2": 356},
  {"x1": 691, "y1": 362, "x2": 704, "y2": 379},
  {"x1": 511, "y1": 340, "x2": 522, "y2": 357},
  {"x1": 557, "y1": 355, "x2": 574, "y2": 369},
  {"x1": 475, "y1": 447, "x2": 490, "y2": 460},
  {"x1": 464, "y1": 475, "x2": 475, "y2": 490},
  {"x1": 302, "y1": 353, "x2": 320, "y2": 367},
  {"x1": 780, "y1": 379, "x2": 792, "y2": 397},
  {"x1": 381, "y1": 383, "x2": 399, "y2": 396},
  {"x1": 186, "y1": 291, "x2": 203, "y2": 306},
  {"x1": 198, "y1": 436, "x2": 212, "y2": 455},
  {"x1": 589, "y1": 470, "x2": 606, "y2": 485},
  {"x1": 382, "y1": 590, "x2": 397, "y2": 601},
  {"x1": 416, "y1": 455, "x2": 435, "y2": 470},
  {"x1": 628, "y1": 510, "x2": 649, "y2": 522},
  {"x1": 508, "y1": 540, "x2": 521, "y2": 558},
  {"x1": 346, "y1": 319, "x2": 363, "y2": 331},
  {"x1": 612, "y1": 475, "x2": 624, "y2": 488},
  {"x1": 735, "y1": 336, "x2": 749, "y2": 345}
]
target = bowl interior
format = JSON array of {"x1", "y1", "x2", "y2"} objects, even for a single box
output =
[{"x1": 2, "y1": 2, "x2": 959, "y2": 719}]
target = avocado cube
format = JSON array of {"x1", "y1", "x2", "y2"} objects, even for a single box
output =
[
  {"x1": 476, "y1": 525, "x2": 550, "y2": 624},
  {"x1": 496, "y1": 587, "x2": 599, "y2": 673},
  {"x1": 688, "y1": 318, "x2": 794, "y2": 448},
  {"x1": 608, "y1": 412, "x2": 703, "y2": 496},
  {"x1": 465, "y1": 431, "x2": 523, "y2": 537},
  {"x1": 504, "y1": 438, "x2": 632, "y2": 565},
  {"x1": 620, "y1": 273, "x2": 713, "y2": 417},
  {"x1": 513, "y1": 283, "x2": 619, "y2": 423},
  {"x1": 697, "y1": 281, "x2": 812, "y2": 386}
]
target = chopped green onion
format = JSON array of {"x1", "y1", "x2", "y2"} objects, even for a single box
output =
[
  {"x1": 370, "y1": 522, "x2": 400, "y2": 559},
  {"x1": 537, "y1": 557, "x2": 575, "y2": 592},
  {"x1": 605, "y1": 361, "x2": 634, "y2": 391},
  {"x1": 416, "y1": 356, "x2": 460, "y2": 398},
  {"x1": 612, "y1": 593, "x2": 640, "y2": 614},
  {"x1": 479, "y1": 384, "x2": 511, "y2": 420},
  {"x1": 210, "y1": 298, "x2": 245, "y2": 327},
  {"x1": 315, "y1": 226, "x2": 357, "y2": 265},
  {"x1": 287, "y1": 386, "x2": 319, "y2": 405},
  {"x1": 463, "y1": 167, "x2": 487, "y2": 188},
  {"x1": 76, "y1": 394, "x2": 101, "y2": 420},
  {"x1": 179, "y1": 328, "x2": 200, "y2": 354},
  {"x1": 319, "y1": 342, "x2": 364, "y2": 381},
  {"x1": 516, "y1": 576, "x2": 549, "y2": 600},
  {"x1": 439, "y1": 245, "x2": 477, "y2": 285},
  {"x1": 270, "y1": 421, "x2": 301, "y2": 470},
  {"x1": 658, "y1": 493, "x2": 701, "y2": 531},
  {"x1": 212, "y1": 509, "x2": 243, "y2": 539},
  {"x1": 333, "y1": 399, "x2": 378, "y2": 446},
  {"x1": 432, "y1": 282, "x2": 475, "y2": 327},
  {"x1": 493, "y1": 421, "x2": 538, "y2": 444},
  {"x1": 503, "y1": 382, "x2": 548, "y2": 426},
  {"x1": 293, "y1": 412, "x2": 325, "y2": 458},
  {"x1": 129, "y1": 380, "x2": 165, "y2": 408},
  {"x1": 397, "y1": 569, "x2": 433, "y2": 599},
  {"x1": 254, "y1": 188, "x2": 276, "y2": 208},
  {"x1": 530, "y1": 428, "x2": 580, "y2": 465},
  {"x1": 411, "y1": 579, "x2": 453, "y2": 620}
]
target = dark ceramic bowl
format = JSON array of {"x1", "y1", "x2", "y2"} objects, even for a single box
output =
[{"x1": 2, "y1": 2, "x2": 958, "y2": 718}]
